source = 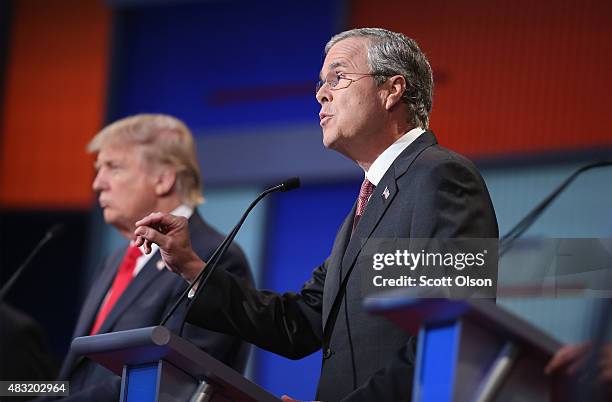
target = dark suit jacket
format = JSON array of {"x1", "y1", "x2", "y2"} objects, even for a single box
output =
[
  {"x1": 52, "y1": 211, "x2": 253, "y2": 402},
  {"x1": 186, "y1": 132, "x2": 499, "y2": 401},
  {"x1": 0, "y1": 303, "x2": 55, "y2": 402}
]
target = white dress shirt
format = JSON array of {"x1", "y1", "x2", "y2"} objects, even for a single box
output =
[
  {"x1": 365, "y1": 127, "x2": 425, "y2": 185},
  {"x1": 132, "y1": 204, "x2": 194, "y2": 276}
]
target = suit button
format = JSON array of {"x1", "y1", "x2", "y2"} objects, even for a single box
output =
[{"x1": 323, "y1": 348, "x2": 333, "y2": 359}]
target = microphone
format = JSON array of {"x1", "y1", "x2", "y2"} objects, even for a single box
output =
[
  {"x1": 500, "y1": 160, "x2": 612, "y2": 256},
  {"x1": 160, "y1": 177, "x2": 301, "y2": 326},
  {"x1": 0, "y1": 224, "x2": 65, "y2": 302},
  {"x1": 274, "y1": 177, "x2": 300, "y2": 192}
]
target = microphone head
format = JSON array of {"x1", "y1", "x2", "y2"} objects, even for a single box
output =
[
  {"x1": 280, "y1": 177, "x2": 300, "y2": 192},
  {"x1": 47, "y1": 223, "x2": 65, "y2": 239}
]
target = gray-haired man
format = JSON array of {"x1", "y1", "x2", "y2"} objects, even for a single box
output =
[{"x1": 136, "y1": 29, "x2": 498, "y2": 401}]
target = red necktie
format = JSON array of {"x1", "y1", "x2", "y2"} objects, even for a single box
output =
[
  {"x1": 90, "y1": 246, "x2": 142, "y2": 335},
  {"x1": 352, "y1": 178, "x2": 375, "y2": 233}
]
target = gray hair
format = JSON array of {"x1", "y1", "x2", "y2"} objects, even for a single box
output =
[
  {"x1": 325, "y1": 28, "x2": 433, "y2": 128},
  {"x1": 88, "y1": 114, "x2": 204, "y2": 206}
]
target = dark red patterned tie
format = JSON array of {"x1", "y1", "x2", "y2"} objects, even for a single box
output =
[
  {"x1": 352, "y1": 178, "x2": 375, "y2": 233},
  {"x1": 90, "y1": 246, "x2": 142, "y2": 335}
]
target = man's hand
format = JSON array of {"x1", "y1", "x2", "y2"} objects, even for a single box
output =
[
  {"x1": 600, "y1": 344, "x2": 612, "y2": 383},
  {"x1": 545, "y1": 343, "x2": 590, "y2": 376},
  {"x1": 134, "y1": 212, "x2": 206, "y2": 283},
  {"x1": 546, "y1": 342, "x2": 612, "y2": 400}
]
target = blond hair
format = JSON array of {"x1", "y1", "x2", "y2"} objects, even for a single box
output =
[{"x1": 88, "y1": 114, "x2": 204, "y2": 206}]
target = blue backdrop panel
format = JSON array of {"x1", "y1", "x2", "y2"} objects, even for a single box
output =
[
  {"x1": 197, "y1": 187, "x2": 267, "y2": 286},
  {"x1": 108, "y1": 0, "x2": 341, "y2": 131},
  {"x1": 255, "y1": 180, "x2": 360, "y2": 399}
]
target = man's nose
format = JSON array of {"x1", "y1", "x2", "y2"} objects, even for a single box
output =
[
  {"x1": 92, "y1": 170, "x2": 105, "y2": 192},
  {"x1": 316, "y1": 84, "x2": 332, "y2": 105}
]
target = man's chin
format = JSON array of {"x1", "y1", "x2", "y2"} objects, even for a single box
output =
[
  {"x1": 323, "y1": 136, "x2": 345, "y2": 155},
  {"x1": 322, "y1": 131, "x2": 338, "y2": 149},
  {"x1": 103, "y1": 214, "x2": 134, "y2": 238},
  {"x1": 102, "y1": 210, "x2": 120, "y2": 226}
]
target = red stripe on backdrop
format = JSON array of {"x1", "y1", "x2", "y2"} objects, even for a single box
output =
[
  {"x1": 0, "y1": 0, "x2": 110, "y2": 209},
  {"x1": 350, "y1": 0, "x2": 612, "y2": 158}
]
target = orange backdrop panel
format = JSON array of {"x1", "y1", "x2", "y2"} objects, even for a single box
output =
[
  {"x1": 350, "y1": 0, "x2": 612, "y2": 158},
  {"x1": 0, "y1": 0, "x2": 109, "y2": 209}
]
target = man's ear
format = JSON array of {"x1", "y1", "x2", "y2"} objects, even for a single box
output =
[
  {"x1": 154, "y1": 167, "x2": 177, "y2": 197},
  {"x1": 384, "y1": 75, "x2": 407, "y2": 110}
]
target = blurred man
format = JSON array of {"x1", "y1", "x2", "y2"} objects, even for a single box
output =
[
  {"x1": 135, "y1": 28, "x2": 498, "y2": 401},
  {"x1": 50, "y1": 114, "x2": 253, "y2": 402}
]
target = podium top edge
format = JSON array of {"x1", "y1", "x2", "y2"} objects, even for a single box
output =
[{"x1": 71, "y1": 326, "x2": 171, "y2": 355}]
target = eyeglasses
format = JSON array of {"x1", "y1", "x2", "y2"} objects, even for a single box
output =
[{"x1": 315, "y1": 71, "x2": 379, "y2": 94}]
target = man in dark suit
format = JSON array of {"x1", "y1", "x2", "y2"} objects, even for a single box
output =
[
  {"x1": 48, "y1": 114, "x2": 253, "y2": 402},
  {"x1": 134, "y1": 28, "x2": 498, "y2": 401}
]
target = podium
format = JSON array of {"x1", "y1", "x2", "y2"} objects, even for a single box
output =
[
  {"x1": 71, "y1": 326, "x2": 280, "y2": 402},
  {"x1": 365, "y1": 294, "x2": 562, "y2": 402}
]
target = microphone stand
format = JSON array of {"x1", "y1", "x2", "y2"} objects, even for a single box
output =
[
  {"x1": 500, "y1": 161, "x2": 612, "y2": 257},
  {"x1": 0, "y1": 224, "x2": 64, "y2": 302},
  {"x1": 160, "y1": 177, "x2": 300, "y2": 326}
]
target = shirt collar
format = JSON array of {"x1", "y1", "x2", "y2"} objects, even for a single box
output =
[
  {"x1": 365, "y1": 127, "x2": 425, "y2": 186},
  {"x1": 170, "y1": 204, "x2": 194, "y2": 220}
]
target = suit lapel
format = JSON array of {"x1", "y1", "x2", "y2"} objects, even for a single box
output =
[
  {"x1": 339, "y1": 132, "x2": 437, "y2": 283},
  {"x1": 340, "y1": 176, "x2": 398, "y2": 283},
  {"x1": 61, "y1": 248, "x2": 124, "y2": 379},
  {"x1": 96, "y1": 252, "x2": 165, "y2": 334},
  {"x1": 64, "y1": 254, "x2": 165, "y2": 379},
  {"x1": 72, "y1": 250, "x2": 124, "y2": 338},
  {"x1": 322, "y1": 131, "x2": 438, "y2": 333}
]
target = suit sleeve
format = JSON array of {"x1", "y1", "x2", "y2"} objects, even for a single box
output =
[
  {"x1": 341, "y1": 156, "x2": 498, "y2": 402},
  {"x1": 186, "y1": 255, "x2": 327, "y2": 360},
  {"x1": 165, "y1": 243, "x2": 256, "y2": 370}
]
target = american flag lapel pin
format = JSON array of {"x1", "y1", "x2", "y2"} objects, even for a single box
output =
[{"x1": 382, "y1": 186, "x2": 390, "y2": 200}]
